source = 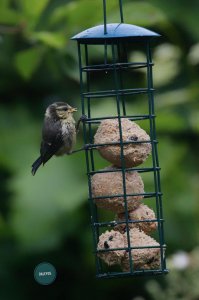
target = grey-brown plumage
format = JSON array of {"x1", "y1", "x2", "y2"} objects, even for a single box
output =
[{"x1": 31, "y1": 102, "x2": 77, "y2": 175}]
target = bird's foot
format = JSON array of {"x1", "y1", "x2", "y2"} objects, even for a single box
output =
[{"x1": 76, "y1": 114, "x2": 88, "y2": 132}]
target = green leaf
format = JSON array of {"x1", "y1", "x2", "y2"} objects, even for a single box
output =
[
  {"x1": 50, "y1": 0, "x2": 117, "y2": 28},
  {"x1": 151, "y1": 0, "x2": 199, "y2": 40},
  {"x1": 156, "y1": 89, "x2": 190, "y2": 108},
  {"x1": 156, "y1": 109, "x2": 187, "y2": 132},
  {"x1": 153, "y1": 43, "x2": 181, "y2": 87},
  {"x1": 113, "y1": 1, "x2": 168, "y2": 27},
  {"x1": 0, "y1": 0, "x2": 10, "y2": 9},
  {"x1": 14, "y1": 47, "x2": 44, "y2": 80},
  {"x1": 19, "y1": 0, "x2": 50, "y2": 19},
  {"x1": 188, "y1": 43, "x2": 199, "y2": 65},
  {"x1": 32, "y1": 31, "x2": 66, "y2": 49},
  {"x1": 0, "y1": 8, "x2": 22, "y2": 25},
  {"x1": 15, "y1": 0, "x2": 50, "y2": 31}
]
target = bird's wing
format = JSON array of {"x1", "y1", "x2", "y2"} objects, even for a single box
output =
[{"x1": 40, "y1": 119, "x2": 63, "y2": 165}]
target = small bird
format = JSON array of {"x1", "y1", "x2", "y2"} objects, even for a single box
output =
[{"x1": 31, "y1": 102, "x2": 77, "y2": 176}]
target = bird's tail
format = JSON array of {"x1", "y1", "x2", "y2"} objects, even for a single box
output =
[{"x1": 31, "y1": 156, "x2": 43, "y2": 176}]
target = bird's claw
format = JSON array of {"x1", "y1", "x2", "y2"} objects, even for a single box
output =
[
  {"x1": 76, "y1": 114, "x2": 88, "y2": 132},
  {"x1": 80, "y1": 114, "x2": 87, "y2": 121}
]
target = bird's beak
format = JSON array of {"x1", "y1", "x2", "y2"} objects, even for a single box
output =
[{"x1": 69, "y1": 107, "x2": 77, "y2": 113}]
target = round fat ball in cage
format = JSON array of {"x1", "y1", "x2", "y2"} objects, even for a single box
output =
[
  {"x1": 94, "y1": 119, "x2": 152, "y2": 168},
  {"x1": 114, "y1": 204, "x2": 157, "y2": 234},
  {"x1": 91, "y1": 166, "x2": 144, "y2": 213},
  {"x1": 121, "y1": 228, "x2": 161, "y2": 272},
  {"x1": 97, "y1": 230, "x2": 126, "y2": 266}
]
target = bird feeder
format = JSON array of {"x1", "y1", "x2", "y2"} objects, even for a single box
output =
[{"x1": 72, "y1": 0, "x2": 168, "y2": 278}]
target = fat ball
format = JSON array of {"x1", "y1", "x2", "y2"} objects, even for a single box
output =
[
  {"x1": 91, "y1": 165, "x2": 144, "y2": 213},
  {"x1": 94, "y1": 118, "x2": 152, "y2": 167}
]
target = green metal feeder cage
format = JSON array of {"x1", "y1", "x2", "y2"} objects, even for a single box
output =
[{"x1": 72, "y1": 0, "x2": 168, "y2": 278}]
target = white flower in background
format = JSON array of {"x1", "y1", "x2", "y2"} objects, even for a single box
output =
[{"x1": 170, "y1": 251, "x2": 190, "y2": 270}]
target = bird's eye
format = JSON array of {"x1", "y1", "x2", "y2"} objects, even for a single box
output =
[{"x1": 62, "y1": 107, "x2": 68, "y2": 111}]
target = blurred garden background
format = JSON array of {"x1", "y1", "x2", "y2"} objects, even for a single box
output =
[{"x1": 0, "y1": 0, "x2": 199, "y2": 299}]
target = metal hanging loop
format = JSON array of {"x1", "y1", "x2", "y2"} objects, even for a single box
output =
[{"x1": 103, "y1": 0, "x2": 124, "y2": 34}]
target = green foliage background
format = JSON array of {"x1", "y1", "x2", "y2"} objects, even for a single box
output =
[{"x1": 0, "y1": 0, "x2": 199, "y2": 299}]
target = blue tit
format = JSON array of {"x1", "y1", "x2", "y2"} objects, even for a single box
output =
[{"x1": 32, "y1": 102, "x2": 77, "y2": 175}]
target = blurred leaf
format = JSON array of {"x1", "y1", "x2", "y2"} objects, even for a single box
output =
[
  {"x1": 189, "y1": 110, "x2": 199, "y2": 132},
  {"x1": 14, "y1": 47, "x2": 44, "y2": 79},
  {"x1": 157, "y1": 110, "x2": 186, "y2": 132},
  {"x1": 50, "y1": 0, "x2": 117, "y2": 29},
  {"x1": 151, "y1": 0, "x2": 199, "y2": 40},
  {"x1": 111, "y1": 1, "x2": 168, "y2": 27},
  {"x1": 19, "y1": 0, "x2": 50, "y2": 19},
  {"x1": 188, "y1": 43, "x2": 199, "y2": 65},
  {"x1": 153, "y1": 43, "x2": 181, "y2": 87},
  {"x1": 0, "y1": 0, "x2": 10, "y2": 9},
  {"x1": 157, "y1": 89, "x2": 190, "y2": 108},
  {"x1": 49, "y1": 2, "x2": 76, "y2": 26},
  {"x1": 31, "y1": 31, "x2": 66, "y2": 49},
  {"x1": 14, "y1": 0, "x2": 51, "y2": 32},
  {"x1": 61, "y1": 55, "x2": 80, "y2": 82},
  {"x1": 0, "y1": 8, "x2": 22, "y2": 25}
]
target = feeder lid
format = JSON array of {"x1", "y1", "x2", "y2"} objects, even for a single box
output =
[{"x1": 71, "y1": 23, "x2": 160, "y2": 43}]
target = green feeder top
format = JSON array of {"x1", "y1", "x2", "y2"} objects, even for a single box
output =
[{"x1": 71, "y1": 23, "x2": 160, "y2": 44}]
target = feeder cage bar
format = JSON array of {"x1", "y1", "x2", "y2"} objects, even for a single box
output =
[{"x1": 72, "y1": 0, "x2": 168, "y2": 278}]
